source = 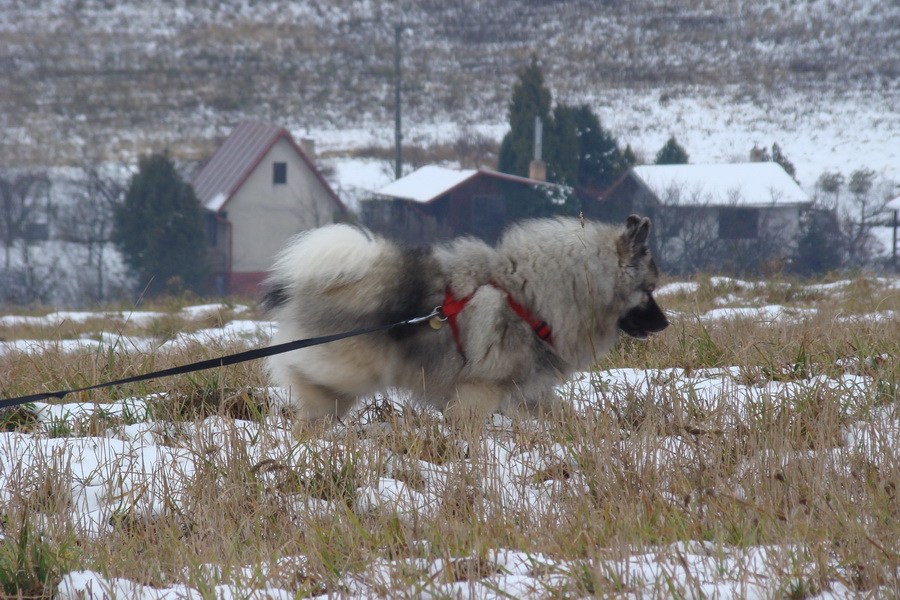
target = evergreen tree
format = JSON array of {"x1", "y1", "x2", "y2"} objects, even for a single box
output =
[
  {"x1": 497, "y1": 59, "x2": 629, "y2": 217},
  {"x1": 795, "y1": 208, "x2": 843, "y2": 275},
  {"x1": 497, "y1": 56, "x2": 552, "y2": 178},
  {"x1": 771, "y1": 143, "x2": 797, "y2": 182},
  {"x1": 568, "y1": 104, "x2": 626, "y2": 190},
  {"x1": 113, "y1": 153, "x2": 210, "y2": 297},
  {"x1": 618, "y1": 144, "x2": 637, "y2": 174},
  {"x1": 545, "y1": 104, "x2": 579, "y2": 186},
  {"x1": 498, "y1": 59, "x2": 630, "y2": 192},
  {"x1": 655, "y1": 136, "x2": 689, "y2": 165},
  {"x1": 543, "y1": 103, "x2": 627, "y2": 191}
]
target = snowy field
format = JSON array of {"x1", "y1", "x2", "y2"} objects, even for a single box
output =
[{"x1": 1, "y1": 278, "x2": 899, "y2": 598}]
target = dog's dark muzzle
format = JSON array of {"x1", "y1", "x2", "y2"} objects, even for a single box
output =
[{"x1": 618, "y1": 295, "x2": 669, "y2": 340}]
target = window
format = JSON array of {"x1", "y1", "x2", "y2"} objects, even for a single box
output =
[
  {"x1": 24, "y1": 222, "x2": 49, "y2": 242},
  {"x1": 273, "y1": 162, "x2": 287, "y2": 184},
  {"x1": 718, "y1": 208, "x2": 759, "y2": 239}
]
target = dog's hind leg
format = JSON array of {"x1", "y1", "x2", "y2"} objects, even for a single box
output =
[
  {"x1": 505, "y1": 386, "x2": 562, "y2": 419},
  {"x1": 283, "y1": 371, "x2": 358, "y2": 425}
]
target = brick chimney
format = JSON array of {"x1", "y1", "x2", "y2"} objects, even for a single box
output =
[
  {"x1": 300, "y1": 137, "x2": 316, "y2": 161},
  {"x1": 749, "y1": 145, "x2": 768, "y2": 162}
]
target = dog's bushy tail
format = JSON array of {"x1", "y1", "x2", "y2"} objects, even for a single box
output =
[{"x1": 262, "y1": 224, "x2": 381, "y2": 313}]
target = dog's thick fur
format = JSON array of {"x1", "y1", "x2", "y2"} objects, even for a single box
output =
[{"x1": 262, "y1": 215, "x2": 668, "y2": 423}]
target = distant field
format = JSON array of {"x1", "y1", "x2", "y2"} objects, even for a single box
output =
[{"x1": 1, "y1": 275, "x2": 898, "y2": 598}]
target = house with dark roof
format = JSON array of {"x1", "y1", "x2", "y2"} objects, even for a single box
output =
[
  {"x1": 590, "y1": 162, "x2": 814, "y2": 273},
  {"x1": 362, "y1": 165, "x2": 570, "y2": 245},
  {"x1": 192, "y1": 121, "x2": 348, "y2": 296}
]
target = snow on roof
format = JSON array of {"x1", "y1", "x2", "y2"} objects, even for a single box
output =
[
  {"x1": 206, "y1": 192, "x2": 227, "y2": 213},
  {"x1": 632, "y1": 162, "x2": 811, "y2": 207},
  {"x1": 887, "y1": 194, "x2": 900, "y2": 211},
  {"x1": 375, "y1": 165, "x2": 565, "y2": 203},
  {"x1": 375, "y1": 165, "x2": 478, "y2": 202}
]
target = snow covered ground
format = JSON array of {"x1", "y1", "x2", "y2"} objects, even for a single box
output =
[{"x1": 1, "y1": 277, "x2": 898, "y2": 599}]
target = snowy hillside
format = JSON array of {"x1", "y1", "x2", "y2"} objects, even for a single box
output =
[{"x1": 1, "y1": 0, "x2": 898, "y2": 187}]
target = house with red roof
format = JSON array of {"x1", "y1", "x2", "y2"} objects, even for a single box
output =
[
  {"x1": 363, "y1": 165, "x2": 570, "y2": 245},
  {"x1": 192, "y1": 121, "x2": 348, "y2": 296}
]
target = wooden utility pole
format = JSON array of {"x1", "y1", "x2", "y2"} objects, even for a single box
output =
[
  {"x1": 394, "y1": 24, "x2": 404, "y2": 180},
  {"x1": 893, "y1": 208, "x2": 898, "y2": 267},
  {"x1": 888, "y1": 193, "x2": 900, "y2": 269}
]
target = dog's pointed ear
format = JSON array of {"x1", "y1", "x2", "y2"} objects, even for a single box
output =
[
  {"x1": 625, "y1": 215, "x2": 651, "y2": 248},
  {"x1": 618, "y1": 215, "x2": 652, "y2": 265}
]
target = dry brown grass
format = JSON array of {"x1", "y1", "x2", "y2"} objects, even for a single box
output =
[{"x1": 0, "y1": 276, "x2": 898, "y2": 597}]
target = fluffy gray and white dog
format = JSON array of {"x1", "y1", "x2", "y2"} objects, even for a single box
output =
[{"x1": 262, "y1": 215, "x2": 668, "y2": 424}]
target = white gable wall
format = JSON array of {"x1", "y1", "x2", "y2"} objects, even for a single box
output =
[
  {"x1": 653, "y1": 203, "x2": 805, "y2": 273},
  {"x1": 228, "y1": 138, "x2": 338, "y2": 273}
]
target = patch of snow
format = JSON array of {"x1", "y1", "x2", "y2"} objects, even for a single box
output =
[
  {"x1": 656, "y1": 281, "x2": 700, "y2": 296},
  {"x1": 0, "y1": 338, "x2": 103, "y2": 356},
  {"x1": 699, "y1": 305, "x2": 817, "y2": 322},
  {"x1": 159, "y1": 320, "x2": 276, "y2": 350},
  {"x1": 178, "y1": 303, "x2": 250, "y2": 320},
  {"x1": 355, "y1": 477, "x2": 441, "y2": 521},
  {"x1": 0, "y1": 310, "x2": 166, "y2": 329}
]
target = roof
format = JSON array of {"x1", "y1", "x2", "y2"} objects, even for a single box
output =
[
  {"x1": 191, "y1": 121, "x2": 346, "y2": 214},
  {"x1": 375, "y1": 165, "x2": 565, "y2": 203},
  {"x1": 630, "y1": 162, "x2": 811, "y2": 207},
  {"x1": 887, "y1": 193, "x2": 900, "y2": 211}
]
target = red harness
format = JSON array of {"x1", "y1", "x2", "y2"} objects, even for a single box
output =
[{"x1": 440, "y1": 284, "x2": 553, "y2": 356}]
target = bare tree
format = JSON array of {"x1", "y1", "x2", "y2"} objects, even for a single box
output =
[
  {"x1": 653, "y1": 184, "x2": 795, "y2": 275},
  {"x1": 842, "y1": 168, "x2": 890, "y2": 266},
  {"x1": 814, "y1": 171, "x2": 844, "y2": 211},
  {"x1": 652, "y1": 184, "x2": 719, "y2": 274},
  {"x1": 722, "y1": 189, "x2": 796, "y2": 274},
  {"x1": 0, "y1": 253, "x2": 65, "y2": 305},
  {"x1": 0, "y1": 170, "x2": 51, "y2": 270},
  {"x1": 56, "y1": 165, "x2": 125, "y2": 302},
  {"x1": 809, "y1": 169, "x2": 893, "y2": 269}
]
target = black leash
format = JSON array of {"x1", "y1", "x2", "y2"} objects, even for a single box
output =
[{"x1": 0, "y1": 309, "x2": 441, "y2": 410}]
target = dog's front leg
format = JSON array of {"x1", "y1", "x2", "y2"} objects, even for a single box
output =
[{"x1": 442, "y1": 381, "x2": 506, "y2": 431}]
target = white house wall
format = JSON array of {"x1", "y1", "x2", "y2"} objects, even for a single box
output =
[
  {"x1": 656, "y1": 204, "x2": 805, "y2": 273},
  {"x1": 765, "y1": 205, "x2": 803, "y2": 247},
  {"x1": 228, "y1": 138, "x2": 337, "y2": 273}
]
